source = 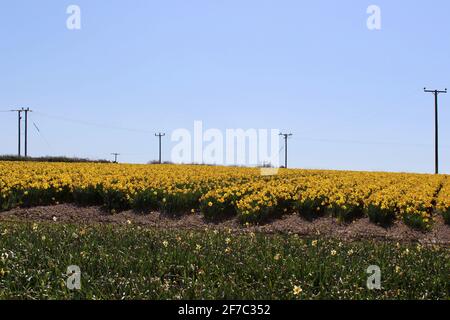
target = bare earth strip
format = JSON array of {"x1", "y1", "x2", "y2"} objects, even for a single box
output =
[{"x1": 0, "y1": 204, "x2": 449, "y2": 245}]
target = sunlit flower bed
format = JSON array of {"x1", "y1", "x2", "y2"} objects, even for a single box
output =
[{"x1": 0, "y1": 162, "x2": 448, "y2": 230}]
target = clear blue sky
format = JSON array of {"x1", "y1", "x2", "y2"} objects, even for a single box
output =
[{"x1": 1, "y1": 0, "x2": 449, "y2": 173}]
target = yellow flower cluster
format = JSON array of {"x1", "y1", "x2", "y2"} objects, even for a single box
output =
[
  {"x1": 200, "y1": 169, "x2": 448, "y2": 228},
  {"x1": 1, "y1": 162, "x2": 253, "y2": 194},
  {"x1": 0, "y1": 161, "x2": 448, "y2": 229},
  {"x1": 436, "y1": 177, "x2": 450, "y2": 224}
]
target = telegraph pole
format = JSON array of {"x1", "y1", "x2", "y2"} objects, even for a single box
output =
[
  {"x1": 111, "y1": 153, "x2": 120, "y2": 163},
  {"x1": 155, "y1": 133, "x2": 165, "y2": 164},
  {"x1": 279, "y1": 133, "x2": 293, "y2": 168},
  {"x1": 10, "y1": 107, "x2": 32, "y2": 157},
  {"x1": 23, "y1": 107, "x2": 32, "y2": 157},
  {"x1": 424, "y1": 88, "x2": 447, "y2": 174},
  {"x1": 11, "y1": 109, "x2": 23, "y2": 157}
]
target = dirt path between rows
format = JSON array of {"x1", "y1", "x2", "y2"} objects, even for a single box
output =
[{"x1": 1, "y1": 204, "x2": 449, "y2": 245}]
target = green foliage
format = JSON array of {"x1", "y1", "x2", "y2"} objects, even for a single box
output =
[
  {"x1": 132, "y1": 189, "x2": 161, "y2": 213},
  {"x1": 442, "y1": 210, "x2": 450, "y2": 225},
  {"x1": 157, "y1": 191, "x2": 200, "y2": 216},
  {"x1": 0, "y1": 222, "x2": 448, "y2": 300},
  {"x1": 366, "y1": 204, "x2": 397, "y2": 226},
  {"x1": 402, "y1": 213, "x2": 432, "y2": 231},
  {"x1": 73, "y1": 186, "x2": 103, "y2": 207},
  {"x1": 199, "y1": 197, "x2": 237, "y2": 221},
  {"x1": 100, "y1": 189, "x2": 130, "y2": 213},
  {"x1": 294, "y1": 198, "x2": 327, "y2": 221},
  {"x1": 330, "y1": 203, "x2": 364, "y2": 223}
]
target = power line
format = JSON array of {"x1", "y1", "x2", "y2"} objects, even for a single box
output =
[
  {"x1": 279, "y1": 132, "x2": 293, "y2": 168},
  {"x1": 32, "y1": 120, "x2": 55, "y2": 154},
  {"x1": 155, "y1": 133, "x2": 165, "y2": 164},
  {"x1": 292, "y1": 136, "x2": 450, "y2": 148},
  {"x1": 33, "y1": 111, "x2": 153, "y2": 134}
]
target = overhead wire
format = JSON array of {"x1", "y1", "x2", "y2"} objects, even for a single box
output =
[
  {"x1": 32, "y1": 111, "x2": 154, "y2": 134},
  {"x1": 32, "y1": 119, "x2": 55, "y2": 154}
]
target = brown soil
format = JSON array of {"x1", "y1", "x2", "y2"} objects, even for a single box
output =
[{"x1": 0, "y1": 204, "x2": 449, "y2": 245}]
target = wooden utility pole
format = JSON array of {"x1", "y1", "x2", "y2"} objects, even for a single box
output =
[
  {"x1": 279, "y1": 132, "x2": 293, "y2": 168},
  {"x1": 155, "y1": 132, "x2": 165, "y2": 164},
  {"x1": 111, "y1": 153, "x2": 120, "y2": 163},
  {"x1": 424, "y1": 88, "x2": 447, "y2": 174}
]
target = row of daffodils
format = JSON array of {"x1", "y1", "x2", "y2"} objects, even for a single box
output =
[{"x1": 0, "y1": 162, "x2": 448, "y2": 229}]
